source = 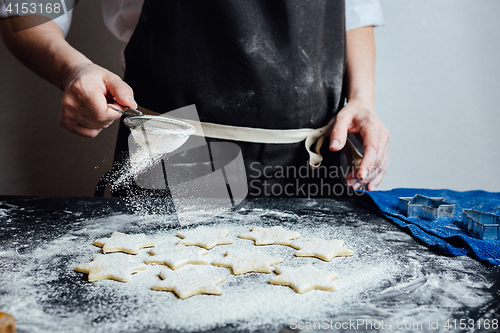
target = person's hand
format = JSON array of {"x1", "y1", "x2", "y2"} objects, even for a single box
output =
[
  {"x1": 329, "y1": 99, "x2": 390, "y2": 191},
  {"x1": 60, "y1": 63, "x2": 137, "y2": 138}
]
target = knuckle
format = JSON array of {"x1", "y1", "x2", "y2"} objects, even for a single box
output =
[
  {"x1": 368, "y1": 169, "x2": 378, "y2": 179},
  {"x1": 59, "y1": 110, "x2": 73, "y2": 125},
  {"x1": 101, "y1": 121, "x2": 113, "y2": 129},
  {"x1": 107, "y1": 73, "x2": 125, "y2": 87},
  {"x1": 80, "y1": 128, "x2": 100, "y2": 138},
  {"x1": 59, "y1": 117, "x2": 69, "y2": 127},
  {"x1": 360, "y1": 114, "x2": 377, "y2": 126},
  {"x1": 89, "y1": 129, "x2": 101, "y2": 138},
  {"x1": 107, "y1": 71, "x2": 121, "y2": 81},
  {"x1": 93, "y1": 110, "x2": 109, "y2": 122},
  {"x1": 68, "y1": 77, "x2": 86, "y2": 95},
  {"x1": 335, "y1": 111, "x2": 350, "y2": 123},
  {"x1": 60, "y1": 95, "x2": 76, "y2": 110},
  {"x1": 331, "y1": 128, "x2": 345, "y2": 137},
  {"x1": 366, "y1": 144, "x2": 379, "y2": 155},
  {"x1": 94, "y1": 113, "x2": 106, "y2": 122}
]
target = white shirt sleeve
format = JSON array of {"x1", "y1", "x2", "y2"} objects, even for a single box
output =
[
  {"x1": 0, "y1": 0, "x2": 6, "y2": 18},
  {"x1": 52, "y1": 9, "x2": 73, "y2": 37},
  {"x1": 345, "y1": 0, "x2": 384, "y2": 31},
  {"x1": 0, "y1": 0, "x2": 73, "y2": 37},
  {"x1": 101, "y1": 0, "x2": 144, "y2": 43}
]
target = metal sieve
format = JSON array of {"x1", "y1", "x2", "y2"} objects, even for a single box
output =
[
  {"x1": 107, "y1": 103, "x2": 195, "y2": 134},
  {"x1": 123, "y1": 115, "x2": 196, "y2": 133},
  {"x1": 107, "y1": 103, "x2": 196, "y2": 191},
  {"x1": 107, "y1": 103, "x2": 196, "y2": 154}
]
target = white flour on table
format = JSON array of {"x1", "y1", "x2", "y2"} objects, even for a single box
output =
[{"x1": 0, "y1": 208, "x2": 494, "y2": 333}]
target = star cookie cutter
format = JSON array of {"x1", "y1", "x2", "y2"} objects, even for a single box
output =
[
  {"x1": 398, "y1": 194, "x2": 455, "y2": 221},
  {"x1": 462, "y1": 209, "x2": 500, "y2": 240}
]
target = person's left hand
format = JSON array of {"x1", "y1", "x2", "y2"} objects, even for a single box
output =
[{"x1": 329, "y1": 99, "x2": 390, "y2": 191}]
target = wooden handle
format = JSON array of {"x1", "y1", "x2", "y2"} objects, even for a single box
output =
[{"x1": 0, "y1": 313, "x2": 16, "y2": 333}]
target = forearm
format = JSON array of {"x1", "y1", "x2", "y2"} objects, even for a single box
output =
[
  {"x1": 331, "y1": 26, "x2": 389, "y2": 190},
  {"x1": 345, "y1": 26, "x2": 376, "y2": 106},
  {"x1": 0, "y1": 16, "x2": 92, "y2": 90}
]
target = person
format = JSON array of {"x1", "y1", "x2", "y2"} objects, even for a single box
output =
[{"x1": 0, "y1": 0, "x2": 390, "y2": 198}]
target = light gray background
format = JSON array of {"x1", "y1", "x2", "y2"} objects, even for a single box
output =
[
  {"x1": 376, "y1": 0, "x2": 500, "y2": 191},
  {"x1": 0, "y1": 0, "x2": 499, "y2": 196}
]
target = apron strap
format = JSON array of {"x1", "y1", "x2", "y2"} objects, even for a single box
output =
[{"x1": 137, "y1": 106, "x2": 363, "y2": 170}]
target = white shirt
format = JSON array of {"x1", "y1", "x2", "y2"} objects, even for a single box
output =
[{"x1": 1, "y1": 0, "x2": 384, "y2": 39}]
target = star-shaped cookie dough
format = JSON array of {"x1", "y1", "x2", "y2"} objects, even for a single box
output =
[
  {"x1": 212, "y1": 248, "x2": 283, "y2": 275},
  {"x1": 176, "y1": 226, "x2": 234, "y2": 249},
  {"x1": 145, "y1": 244, "x2": 209, "y2": 270},
  {"x1": 152, "y1": 266, "x2": 225, "y2": 299},
  {"x1": 238, "y1": 226, "x2": 301, "y2": 246},
  {"x1": 74, "y1": 253, "x2": 147, "y2": 282},
  {"x1": 94, "y1": 232, "x2": 155, "y2": 254},
  {"x1": 289, "y1": 237, "x2": 353, "y2": 261},
  {"x1": 269, "y1": 264, "x2": 338, "y2": 294}
]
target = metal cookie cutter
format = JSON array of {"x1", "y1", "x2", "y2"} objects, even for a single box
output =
[
  {"x1": 399, "y1": 194, "x2": 455, "y2": 221},
  {"x1": 462, "y1": 209, "x2": 500, "y2": 240}
]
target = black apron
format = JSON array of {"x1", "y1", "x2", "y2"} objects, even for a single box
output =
[{"x1": 111, "y1": 0, "x2": 350, "y2": 198}]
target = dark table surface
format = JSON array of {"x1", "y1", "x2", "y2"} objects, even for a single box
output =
[{"x1": 0, "y1": 196, "x2": 499, "y2": 333}]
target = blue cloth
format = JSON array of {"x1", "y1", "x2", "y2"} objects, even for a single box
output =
[{"x1": 358, "y1": 188, "x2": 500, "y2": 266}]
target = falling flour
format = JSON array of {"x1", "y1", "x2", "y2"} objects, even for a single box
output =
[{"x1": 112, "y1": 126, "x2": 190, "y2": 191}]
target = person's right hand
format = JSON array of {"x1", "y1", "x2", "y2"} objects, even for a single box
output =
[{"x1": 60, "y1": 63, "x2": 137, "y2": 138}]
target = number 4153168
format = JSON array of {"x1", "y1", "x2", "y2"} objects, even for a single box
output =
[
  {"x1": 5, "y1": 2, "x2": 62, "y2": 15},
  {"x1": 444, "y1": 319, "x2": 498, "y2": 330}
]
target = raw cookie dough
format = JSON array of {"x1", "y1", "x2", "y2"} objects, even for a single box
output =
[
  {"x1": 290, "y1": 237, "x2": 353, "y2": 261},
  {"x1": 145, "y1": 244, "x2": 209, "y2": 270},
  {"x1": 152, "y1": 266, "x2": 225, "y2": 299},
  {"x1": 74, "y1": 253, "x2": 147, "y2": 282},
  {"x1": 212, "y1": 248, "x2": 283, "y2": 275},
  {"x1": 177, "y1": 226, "x2": 234, "y2": 249},
  {"x1": 238, "y1": 226, "x2": 301, "y2": 246},
  {"x1": 269, "y1": 264, "x2": 338, "y2": 294},
  {"x1": 94, "y1": 232, "x2": 155, "y2": 254}
]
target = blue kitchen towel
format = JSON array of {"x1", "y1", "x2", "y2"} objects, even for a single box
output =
[{"x1": 358, "y1": 188, "x2": 500, "y2": 266}]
